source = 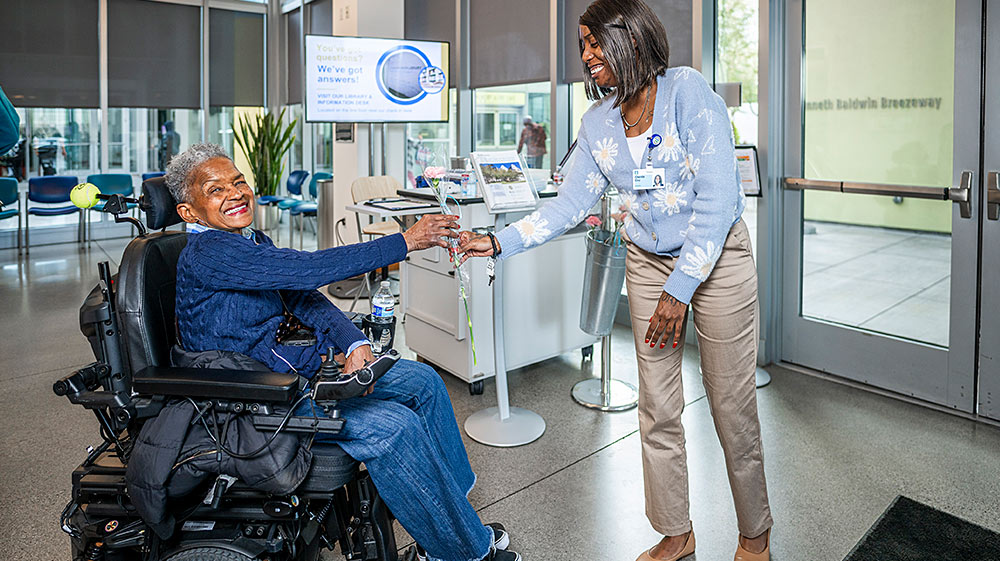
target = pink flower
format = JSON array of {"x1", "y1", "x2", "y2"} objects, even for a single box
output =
[
  {"x1": 585, "y1": 215, "x2": 602, "y2": 228},
  {"x1": 423, "y1": 166, "x2": 447, "y2": 180}
]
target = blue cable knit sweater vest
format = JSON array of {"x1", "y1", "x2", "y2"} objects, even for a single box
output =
[{"x1": 175, "y1": 228, "x2": 407, "y2": 375}]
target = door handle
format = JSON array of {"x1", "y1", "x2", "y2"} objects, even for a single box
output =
[
  {"x1": 948, "y1": 170, "x2": 973, "y2": 219},
  {"x1": 988, "y1": 171, "x2": 1000, "y2": 221}
]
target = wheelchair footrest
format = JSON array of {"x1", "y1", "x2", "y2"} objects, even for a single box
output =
[{"x1": 252, "y1": 415, "x2": 345, "y2": 434}]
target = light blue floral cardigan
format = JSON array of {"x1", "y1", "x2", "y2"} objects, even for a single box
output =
[{"x1": 494, "y1": 66, "x2": 746, "y2": 304}]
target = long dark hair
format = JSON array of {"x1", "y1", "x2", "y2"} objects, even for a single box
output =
[{"x1": 579, "y1": 0, "x2": 670, "y2": 108}]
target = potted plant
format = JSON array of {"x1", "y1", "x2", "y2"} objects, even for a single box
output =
[{"x1": 234, "y1": 109, "x2": 297, "y2": 231}]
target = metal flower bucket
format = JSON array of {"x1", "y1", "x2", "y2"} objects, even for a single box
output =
[{"x1": 579, "y1": 229, "x2": 627, "y2": 336}]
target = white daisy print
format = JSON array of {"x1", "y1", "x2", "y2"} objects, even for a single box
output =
[
  {"x1": 680, "y1": 241, "x2": 723, "y2": 281},
  {"x1": 585, "y1": 171, "x2": 606, "y2": 195},
  {"x1": 701, "y1": 135, "x2": 716, "y2": 156},
  {"x1": 652, "y1": 183, "x2": 688, "y2": 216},
  {"x1": 619, "y1": 191, "x2": 637, "y2": 227},
  {"x1": 655, "y1": 122, "x2": 684, "y2": 162},
  {"x1": 592, "y1": 137, "x2": 619, "y2": 174},
  {"x1": 679, "y1": 154, "x2": 700, "y2": 181},
  {"x1": 514, "y1": 212, "x2": 552, "y2": 247},
  {"x1": 570, "y1": 208, "x2": 587, "y2": 227},
  {"x1": 673, "y1": 67, "x2": 694, "y2": 81}
]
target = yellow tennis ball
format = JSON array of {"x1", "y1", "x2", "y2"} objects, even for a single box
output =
[{"x1": 71, "y1": 182, "x2": 101, "y2": 209}]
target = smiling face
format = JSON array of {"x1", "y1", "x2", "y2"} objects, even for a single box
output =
[
  {"x1": 580, "y1": 25, "x2": 618, "y2": 89},
  {"x1": 175, "y1": 157, "x2": 255, "y2": 232}
]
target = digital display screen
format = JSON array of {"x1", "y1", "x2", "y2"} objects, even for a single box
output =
[{"x1": 305, "y1": 35, "x2": 449, "y2": 123}]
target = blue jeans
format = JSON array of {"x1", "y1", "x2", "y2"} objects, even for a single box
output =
[{"x1": 295, "y1": 359, "x2": 492, "y2": 561}]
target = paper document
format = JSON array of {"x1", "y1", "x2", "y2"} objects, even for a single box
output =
[{"x1": 470, "y1": 150, "x2": 539, "y2": 213}]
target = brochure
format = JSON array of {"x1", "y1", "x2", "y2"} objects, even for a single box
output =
[{"x1": 469, "y1": 150, "x2": 540, "y2": 213}]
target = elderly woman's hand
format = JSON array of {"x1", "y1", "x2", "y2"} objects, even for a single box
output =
[
  {"x1": 402, "y1": 214, "x2": 460, "y2": 252},
  {"x1": 344, "y1": 344, "x2": 377, "y2": 396}
]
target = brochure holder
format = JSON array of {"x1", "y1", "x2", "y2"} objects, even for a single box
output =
[{"x1": 469, "y1": 151, "x2": 540, "y2": 214}]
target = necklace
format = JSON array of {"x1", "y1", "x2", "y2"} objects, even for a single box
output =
[{"x1": 621, "y1": 86, "x2": 652, "y2": 130}]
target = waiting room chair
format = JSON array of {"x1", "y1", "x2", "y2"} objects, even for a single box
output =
[
  {"x1": 85, "y1": 173, "x2": 135, "y2": 242},
  {"x1": 24, "y1": 175, "x2": 81, "y2": 254},
  {"x1": 0, "y1": 177, "x2": 22, "y2": 254},
  {"x1": 289, "y1": 172, "x2": 332, "y2": 250},
  {"x1": 275, "y1": 170, "x2": 310, "y2": 242},
  {"x1": 348, "y1": 176, "x2": 403, "y2": 311}
]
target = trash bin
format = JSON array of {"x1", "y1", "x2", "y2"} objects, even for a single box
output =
[
  {"x1": 316, "y1": 178, "x2": 336, "y2": 250},
  {"x1": 579, "y1": 229, "x2": 627, "y2": 336}
]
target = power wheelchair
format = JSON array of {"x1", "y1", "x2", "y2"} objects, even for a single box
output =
[{"x1": 55, "y1": 176, "x2": 405, "y2": 561}]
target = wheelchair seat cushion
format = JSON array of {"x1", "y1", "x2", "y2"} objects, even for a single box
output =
[{"x1": 299, "y1": 442, "x2": 360, "y2": 492}]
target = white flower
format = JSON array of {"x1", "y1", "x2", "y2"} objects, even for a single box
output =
[
  {"x1": 515, "y1": 212, "x2": 552, "y2": 247},
  {"x1": 673, "y1": 67, "x2": 694, "y2": 81},
  {"x1": 679, "y1": 154, "x2": 700, "y2": 180},
  {"x1": 592, "y1": 137, "x2": 619, "y2": 174},
  {"x1": 655, "y1": 122, "x2": 684, "y2": 163},
  {"x1": 652, "y1": 183, "x2": 688, "y2": 216},
  {"x1": 701, "y1": 135, "x2": 716, "y2": 156},
  {"x1": 680, "y1": 241, "x2": 723, "y2": 281},
  {"x1": 570, "y1": 208, "x2": 587, "y2": 226},
  {"x1": 585, "y1": 171, "x2": 606, "y2": 195},
  {"x1": 619, "y1": 191, "x2": 637, "y2": 227}
]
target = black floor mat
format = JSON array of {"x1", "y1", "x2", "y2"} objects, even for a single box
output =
[{"x1": 844, "y1": 496, "x2": 1000, "y2": 561}]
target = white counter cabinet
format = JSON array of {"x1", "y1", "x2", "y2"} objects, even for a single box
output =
[{"x1": 400, "y1": 202, "x2": 599, "y2": 391}]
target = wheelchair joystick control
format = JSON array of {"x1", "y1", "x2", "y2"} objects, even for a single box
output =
[{"x1": 311, "y1": 349, "x2": 400, "y2": 404}]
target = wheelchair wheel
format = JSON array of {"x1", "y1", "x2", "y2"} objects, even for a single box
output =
[{"x1": 162, "y1": 547, "x2": 253, "y2": 561}]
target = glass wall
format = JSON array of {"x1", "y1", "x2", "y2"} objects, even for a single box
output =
[
  {"x1": 716, "y1": 0, "x2": 760, "y2": 258},
  {"x1": 473, "y1": 82, "x2": 551, "y2": 184},
  {"x1": 405, "y1": 89, "x2": 457, "y2": 187}
]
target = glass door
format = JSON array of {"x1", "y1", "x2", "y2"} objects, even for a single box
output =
[
  {"x1": 780, "y1": 0, "x2": 984, "y2": 412},
  {"x1": 980, "y1": 3, "x2": 1000, "y2": 422}
]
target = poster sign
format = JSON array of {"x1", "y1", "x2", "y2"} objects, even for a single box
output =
[{"x1": 735, "y1": 145, "x2": 762, "y2": 197}]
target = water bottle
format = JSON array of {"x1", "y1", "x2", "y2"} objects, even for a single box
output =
[
  {"x1": 370, "y1": 281, "x2": 395, "y2": 323},
  {"x1": 369, "y1": 281, "x2": 395, "y2": 353}
]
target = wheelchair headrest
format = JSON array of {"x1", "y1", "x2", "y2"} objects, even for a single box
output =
[{"x1": 141, "y1": 176, "x2": 183, "y2": 230}]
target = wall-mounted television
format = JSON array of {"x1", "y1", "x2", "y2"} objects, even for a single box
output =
[{"x1": 305, "y1": 35, "x2": 450, "y2": 123}]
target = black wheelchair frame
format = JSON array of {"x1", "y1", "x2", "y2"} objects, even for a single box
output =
[{"x1": 54, "y1": 177, "x2": 402, "y2": 561}]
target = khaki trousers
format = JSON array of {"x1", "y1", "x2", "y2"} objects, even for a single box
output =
[{"x1": 625, "y1": 219, "x2": 772, "y2": 538}]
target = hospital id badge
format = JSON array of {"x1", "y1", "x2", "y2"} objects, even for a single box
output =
[{"x1": 633, "y1": 167, "x2": 666, "y2": 190}]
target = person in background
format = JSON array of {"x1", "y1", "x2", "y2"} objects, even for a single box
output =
[
  {"x1": 516, "y1": 115, "x2": 547, "y2": 169},
  {"x1": 0, "y1": 85, "x2": 19, "y2": 157},
  {"x1": 459, "y1": 1, "x2": 772, "y2": 560},
  {"x1": 157, "y1": 120, "x2": 181, "y2": 171}
]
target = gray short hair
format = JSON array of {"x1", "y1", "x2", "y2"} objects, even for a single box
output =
[{"x1": 165, "y1": 143, "x2": 232, "y2": 203}]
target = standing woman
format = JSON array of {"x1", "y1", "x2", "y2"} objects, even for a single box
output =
[{"x1": 458, "y1": 1, "x2": 772, "y2": 559}]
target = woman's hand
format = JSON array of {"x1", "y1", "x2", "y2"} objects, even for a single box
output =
[
  {"x1": 646, "y1": 291, "x2": 687, "y2": 349},
  {"x1": 456, "y1": 231, "x2": 499, "y2": 264},
  {"x1": 344, "y1": 344, "x2": 376, "y2": 396},
  {"x1": 402, "y1": 214, "x2": 460, "y2": 252}
]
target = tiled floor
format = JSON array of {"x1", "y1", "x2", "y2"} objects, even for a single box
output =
[
  {"x1": 3, "y1": 225, "x2": 999, "y2": 561},
  {"x1": 801, "y1": 221, "x2": 951, "y2": 347}
]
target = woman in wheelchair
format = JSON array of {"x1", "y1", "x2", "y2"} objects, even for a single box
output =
[{"x1": 165, "y1": 144, "x2": 519, "y2": 561}]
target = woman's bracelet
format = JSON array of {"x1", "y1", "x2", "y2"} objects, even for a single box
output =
[{"x1": 487, "y1": 232, "x2": 501, "y2": 257}]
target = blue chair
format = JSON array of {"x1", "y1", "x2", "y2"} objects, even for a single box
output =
[
  {"x1": 259, "y1": 169, "x2": 309, "y2": 207},
  {"x1": 86, "y1": 174, "x2": 135, "y2": 241},
  {"x1": 141, "y1": 171, "x2": 165, "y2": 182},
  {"x1": 289, "y1": 172, "x2": 331, "y2": 249},
  {"x1": 273, "y1": 170, "x2": 309, "y2": 242},
  {"x1": 25, "y1": 175, "x2": 81, "y2": 254},
  {"x1": 0, "y1": 177, "x2": 22, "y2": 254}
]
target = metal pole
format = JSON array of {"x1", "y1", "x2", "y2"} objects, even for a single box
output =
[
  {"x1": 368, "y1": 123, "x2": 375, "y2": 176},
  {"x1": 380, "y1": 123, "x2": 387, "y2": 175},
  {"x1": 571, "y1": 193, "x2": 639, "y2": 412}
]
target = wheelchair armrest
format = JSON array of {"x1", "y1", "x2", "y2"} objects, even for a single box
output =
[{"x1": 132, "y1": 366, "x2": 298, "y2": 402}]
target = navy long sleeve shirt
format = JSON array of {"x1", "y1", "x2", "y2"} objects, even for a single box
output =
[{"x1": 175, "y1": 228, "x2": 408, "y2": 375}]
